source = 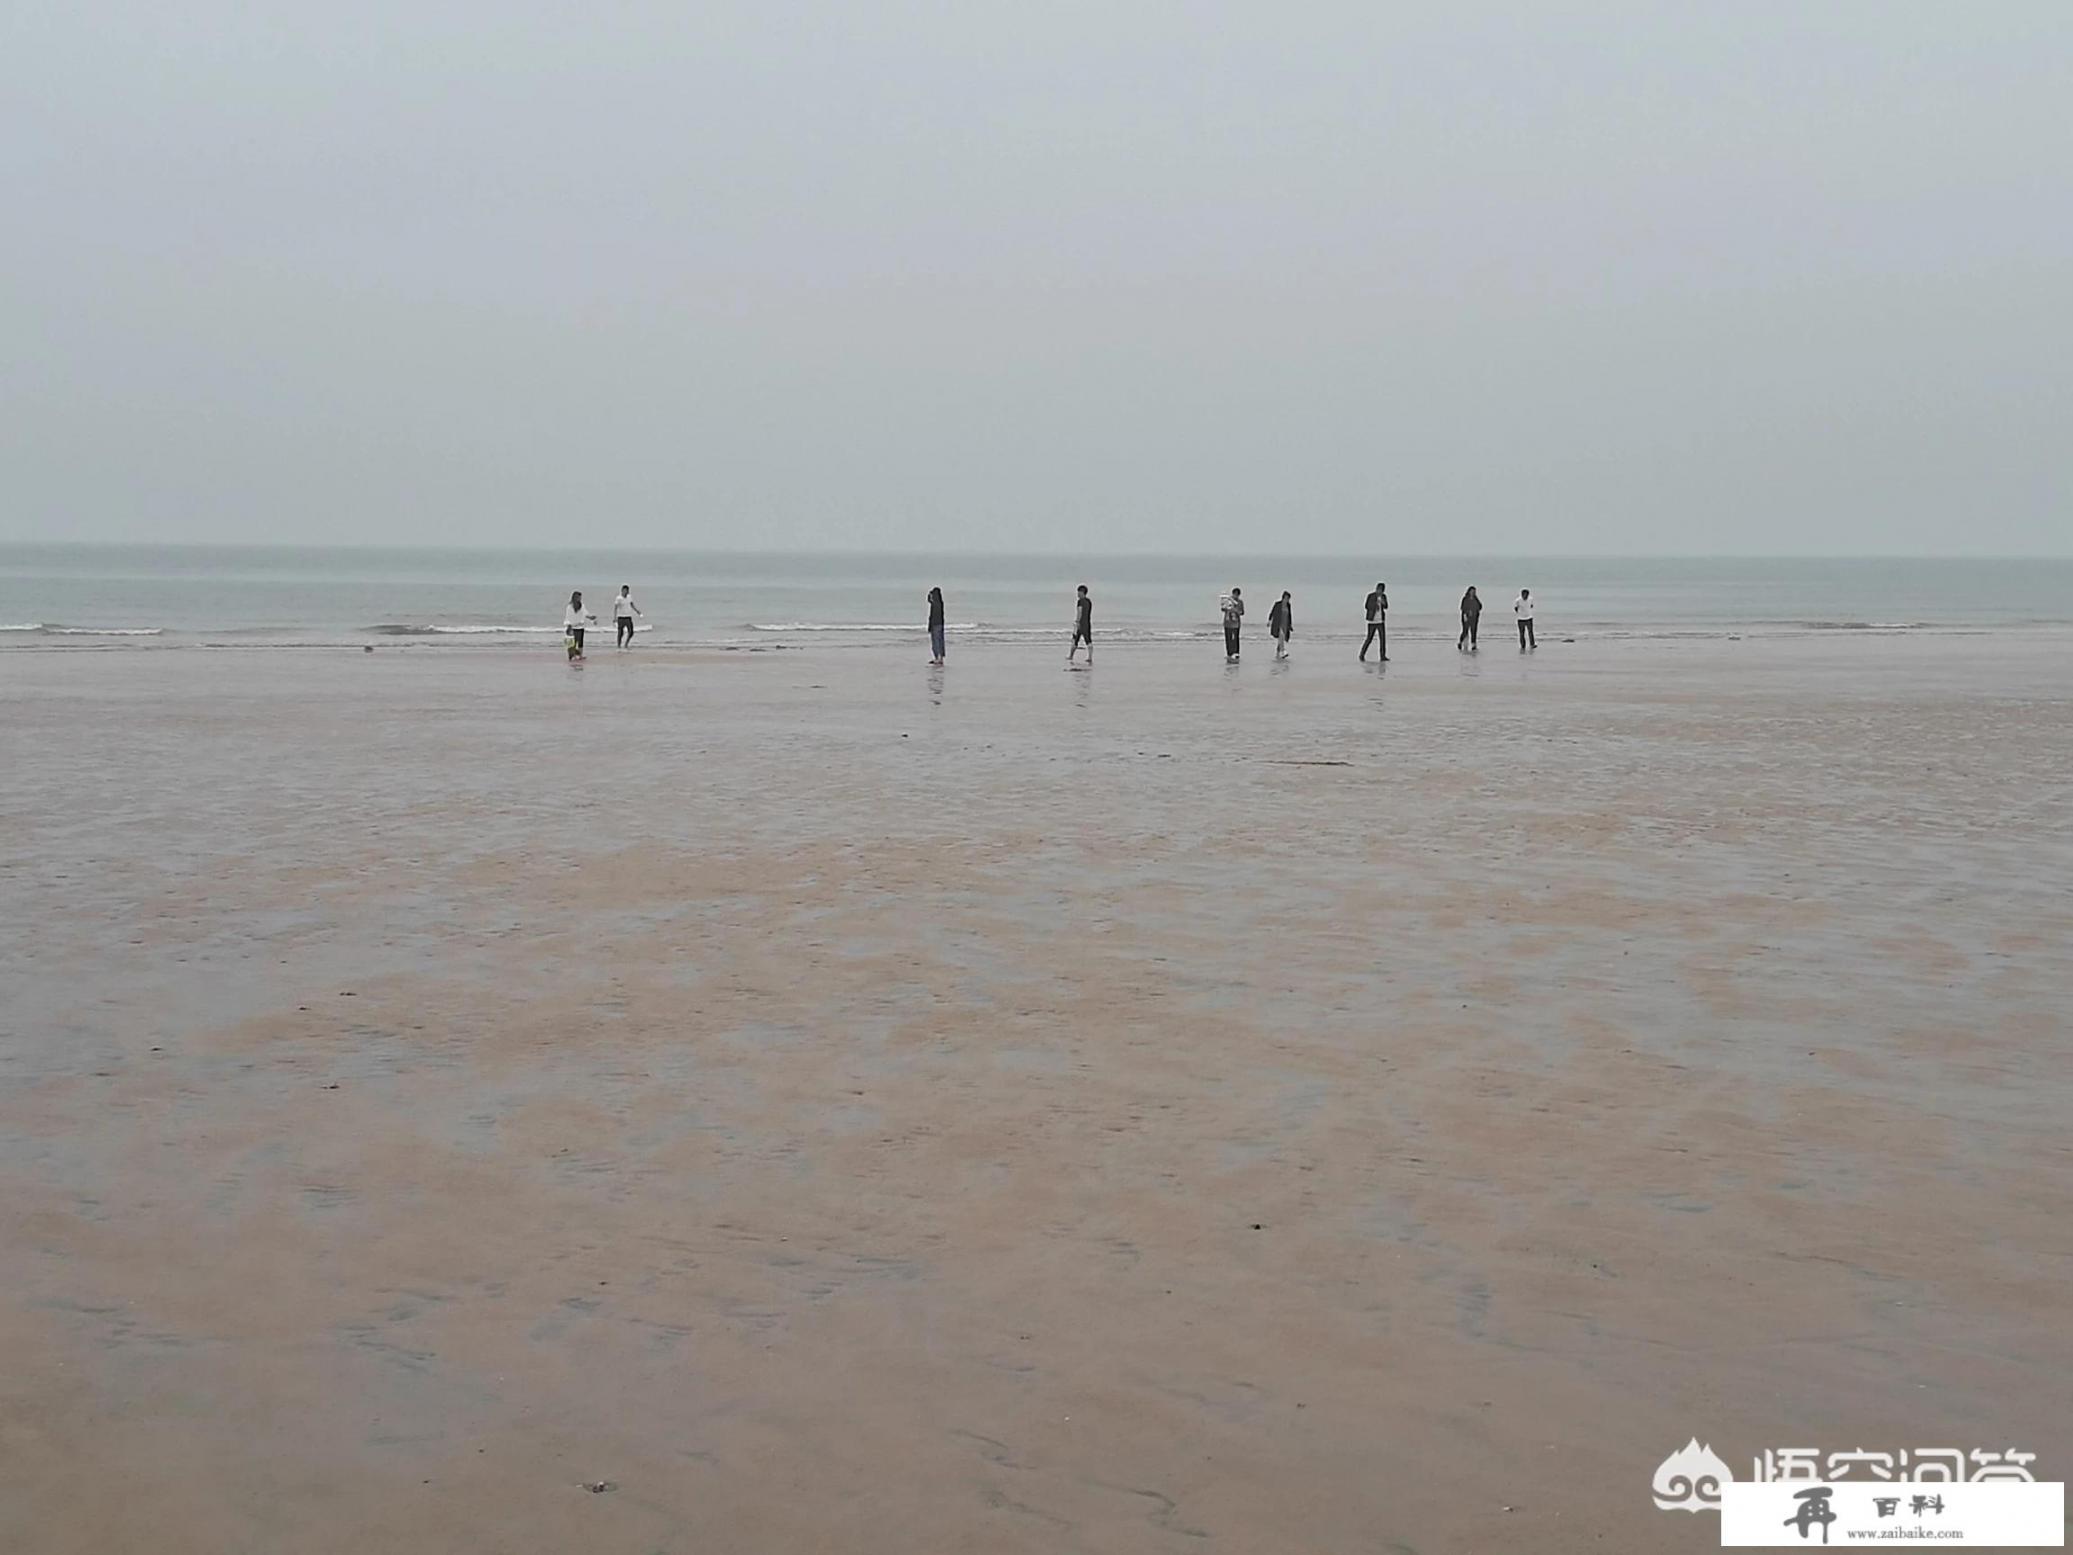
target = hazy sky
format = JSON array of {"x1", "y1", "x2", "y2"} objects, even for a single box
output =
[{"x1": 5, "y1": 2, "x2": 2068, "y2": 554}]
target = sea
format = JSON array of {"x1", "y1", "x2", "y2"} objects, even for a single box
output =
[{"x1": 2, "y1": 546, "x2": 2069, "y2": 650}]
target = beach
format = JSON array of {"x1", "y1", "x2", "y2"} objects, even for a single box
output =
[{"x1": 2, "y1": 632, "x2": 2068, "y2": 1552}]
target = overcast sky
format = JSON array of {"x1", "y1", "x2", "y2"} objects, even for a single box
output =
[{"x1": 4, "y1": 2, "x2": 2067, "y2": 554}]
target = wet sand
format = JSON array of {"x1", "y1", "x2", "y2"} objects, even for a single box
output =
[{"x1": 3, "y1": 633, "x2": 2069, "y2": 1552}]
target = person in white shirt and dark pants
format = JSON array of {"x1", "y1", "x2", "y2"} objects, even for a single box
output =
[
  {"x1": 563, "y1": 592, "x2": 595, "y2": 659},
  {"x1": 613, "y1": 585, "x2": 641, "y2": 647},
  {"x1": 1514, "y1": 588, "x2": 1536, "y2": 650}
]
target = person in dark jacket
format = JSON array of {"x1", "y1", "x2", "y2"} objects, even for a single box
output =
[
  {"x1": 1458, "y1": 586, "x2": 1482, "y2": 650},
  {"x1": 926, "y1": 587, "x2": 946, "y2": 665},
  {"x1": 1068, "y1": 585, "x2": 1093, "y2": 664},
  {"x1": 1268, "y1": 591, "x2": 1294, "y2": 659},
  {"x1": 1359, "y1": 582, "x2": 1389, "y2": 661}
]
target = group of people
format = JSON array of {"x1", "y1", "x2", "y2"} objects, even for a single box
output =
[
  {"x1": 558, "y1": 580, "x2": 1540, "y2": 664},
  {"x1": 1215, "y1": 588, "x2": 1300, "y2": 662},
  {"x1": 1456, "y1": 586, "x2": 1538, "y2": 651},
  {"x1": 1072, "y1": 582, "x2": 1538, "y2": 665},
  {"x1": 562, "y1": 586, "x2": 642, "y2": 657}
]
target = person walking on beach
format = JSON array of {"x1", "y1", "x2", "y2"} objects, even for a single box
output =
[
  {"x1": 563, "y1": 591, "x2": 595, "y2": 660},
  {"x1": 926, "y1": 586, "x2": 946, "y2": 666},
  {"x1": 1514, "y1": 588, "x2": 1536, "y2": 649},
  {"x1": 1220, "y1": 587, "x2": 1246, "y2": 661},
  {"x1": 1268, "y1": 591, "x2": 1293, "y2": 659},
  {"x1": 1359, "y1": 582, "x2": 1389, "y2": 661},
  {"x1": 1068, "y1": 584, "x2": 1093, "y2": 664},
  {"x1": 1458, "y1": 586, "x2": 1482, "y2": 650},
  {"x1": 613, "y1": 584, "x2": 641, "y2": 648}
]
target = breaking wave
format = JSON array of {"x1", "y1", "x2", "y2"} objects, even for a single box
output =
[
  {"x1": 363, "y1": 622, "x2": 646, "y2": 636},
  {"x1": 749, "y1": 621, "x2": 979, "y2": 633},
  {"x1": 745, "y1": 622, "x2": 1204, "y2": 640},
  {"x1": 1779, "y1": 619, "x2": 1935, "y2": 631}
]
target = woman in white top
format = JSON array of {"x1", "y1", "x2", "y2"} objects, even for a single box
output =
[
  {"x1": 563, "y1": 591, "x2": 595, "y2": 658},
  {"x1": 1513, "y1": 588, "x2": 1536, "y2": 650}
]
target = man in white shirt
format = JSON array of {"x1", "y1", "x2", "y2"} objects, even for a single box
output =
[
  {"x1": 613, "y1": 585, "x2": 642, "y2": 648},
  {"x1": 1514, "y1": 588, "x2": 1536, "y2": 650}
]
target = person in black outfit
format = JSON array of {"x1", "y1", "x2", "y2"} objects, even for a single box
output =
[
  {"x1": 926, "y1": 586, "x2": 946, "y2": 665},
  {"x1": 1359, "y1": 582, "x2": 1389, "y2": 661},
  {"x1": 1267, "y1": 591, "x2": 1293, "y2": 658},
  {"x1": 1458, "y1": 586, "x2": 1482, "y2": 650},
  {"x1": 1068, "y1": 585, "x2": 1093, "y2": 663}
]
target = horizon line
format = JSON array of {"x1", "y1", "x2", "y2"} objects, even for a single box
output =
[{"x1": 5, "y1": 540, "x2": 2070, "y2": 564}]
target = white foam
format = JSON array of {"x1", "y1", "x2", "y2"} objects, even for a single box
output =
[
  {"x1": 367, "y1": 623, "x2": 569, "y2": 635},
  {"x1": 389, "y1": 623, "x2": 651, "y2": 636},
  {"x1": 750, "y1": 621, "x2": 977, "y2": 633}
]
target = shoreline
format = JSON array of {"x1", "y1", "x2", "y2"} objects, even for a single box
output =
[{"x1": 3, "y1": 619, "x2": 2067, "y2": 654}]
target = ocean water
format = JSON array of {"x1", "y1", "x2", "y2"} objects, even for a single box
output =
[{"x1": 2, "y1": 545, "x2": 2068, "y2": 650}]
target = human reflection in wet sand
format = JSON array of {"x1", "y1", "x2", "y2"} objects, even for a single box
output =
[{"x1": 1071, "y1": 660, "x2": 1096, "y2": 710}]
